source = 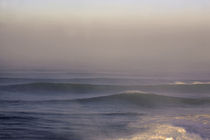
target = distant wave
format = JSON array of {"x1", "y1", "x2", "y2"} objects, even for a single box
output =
[
  {"x1": 172, "y1": 81, "x2": 210, "y2": 85},
  {"x1": 0, "y1": 77, "x2": 171, "y2": 86},
  {"x1": 122, "y1": 90, "x2": 148, "y2": 94},
  {"x1": 1, "y1": 82, "x2": 210, "y2": 94},
  {"x1": 0, "y1": 82, "x2": 120, "y2": 93}
]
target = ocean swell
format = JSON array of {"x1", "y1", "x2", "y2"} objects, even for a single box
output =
[
  {"x1": 1, "y1": 92, "x2": 209, "y2": 108},
  {"x1": 1, "y1": 82, "x2": 210, "y2": 94}
]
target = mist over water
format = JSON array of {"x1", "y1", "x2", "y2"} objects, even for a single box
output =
[
  {"x1": 1, "y1": 1, "x2": 210, "y2": 76},
  {"x1": 1, "y1": 0, "x2": 210, "y2": 140}
]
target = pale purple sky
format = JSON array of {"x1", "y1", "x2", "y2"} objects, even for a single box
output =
[{"x1": 0, "y1": 0, "x2": 210, "y2": 76}]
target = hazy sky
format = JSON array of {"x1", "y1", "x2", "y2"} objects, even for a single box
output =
[{"x1": 0, "y1": 0, "x2": 210, "y2": 76}]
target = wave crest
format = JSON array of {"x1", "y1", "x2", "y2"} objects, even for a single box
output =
[{"x1": 172, "y1": 81, "x2": 210, "y2": 85}]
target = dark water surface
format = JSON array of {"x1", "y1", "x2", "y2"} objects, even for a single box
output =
[{"x1": 0, "y1": 72, "x2": 210, "y2": 140}]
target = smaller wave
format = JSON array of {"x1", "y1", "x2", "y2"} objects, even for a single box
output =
[
  {"x1": 172, "y1": 81, "x2": 187, "y2": 85},
  {"x1": 117, "y1": 124, "x2": 203, "y2": 140},
  {"x1": 172, "y1": 81, "x2": 210, "y2": 85},
  {"x1": 0, "y1": 82, "x2": 120, "y2": 94},
  {"x1": 1, "y1": 82, "x2": 210, "y2": 95}
]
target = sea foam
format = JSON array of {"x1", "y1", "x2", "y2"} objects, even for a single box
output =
[{"x1": 117, "y1": 124, "x2": 203, "y2": 140}]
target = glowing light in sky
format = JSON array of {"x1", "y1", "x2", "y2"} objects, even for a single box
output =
[
  {"x1": 1, "y1": 0, "x2": 210, "y2": 20},
  {"x1": 0, "y1": 0, "x2": 210, "y2": 74}
]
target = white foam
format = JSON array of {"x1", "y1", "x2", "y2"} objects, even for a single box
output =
[
  {"x1": 123, "y1": 90, "x2": 148, "y2": 94},
  {"x1": 117, "y1": 124, "x2": 203, "y2": 140},
  {"x1": 173, "y1": 81, "x2": 186, "y2": 85},
  {"x1": 192, "y1": 81, "x2": 210, "y2": 85},
  {"x1": 172, "y1": 81, "x2": 210, "y2": 85}
]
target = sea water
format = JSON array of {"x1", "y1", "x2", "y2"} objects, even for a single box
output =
[{"x1": 0, "y1": 71, "x2": 210, "y2": 140}]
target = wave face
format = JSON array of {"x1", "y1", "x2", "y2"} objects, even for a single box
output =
[
  {"x1": 0, "y1": 82, "x2": 210, "y2": 108},
  {"x1": 1, "y1": 92, "x2": 209, "y2": 109},
  {"x1": 74, "y1": 92, "x2": 210, "y2": 107}
]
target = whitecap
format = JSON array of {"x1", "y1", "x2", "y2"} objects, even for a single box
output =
[{"x1": 123, "y1": 90, "x2": 148, "y2": 94}]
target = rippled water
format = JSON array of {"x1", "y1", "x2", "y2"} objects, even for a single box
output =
[{"x1": 0, "y1": 72, "x2": 210, "y2": 140}]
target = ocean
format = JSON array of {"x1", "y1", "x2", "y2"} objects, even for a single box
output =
[{"x1": 0, "y1": 72, "x2": 210, "y2": 140}]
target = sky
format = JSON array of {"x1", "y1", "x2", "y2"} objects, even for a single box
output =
[{"x1": 0, "y1": 0, "x2": 210, "y2": 76}]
